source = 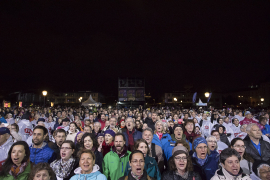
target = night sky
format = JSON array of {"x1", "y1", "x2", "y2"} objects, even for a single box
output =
[{"x1": 1, "y1": 1, "x2": 269, "y2": 98}]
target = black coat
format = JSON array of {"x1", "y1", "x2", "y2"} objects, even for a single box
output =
[
  {"x1": 118, "y1": 170, "x2": 155, "y2": 180},
  {"x1": 220, "y1": 133, "x2": 230, "y2": 146},
  {"x1": 162, "y1": 171, "x2": 201, "y2": 180},
  {"x1": 63, "y1": 158, "x2": 79, "y2": 180},
  {"x1": 49, "y1": 143, "x2": 61, "y2": 159},
  {"x1": 94, "y1": 149, "x2": 103, "y2": 173}
]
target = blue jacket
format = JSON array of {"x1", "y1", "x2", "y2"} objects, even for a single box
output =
[
  {"x1": 124, "y1": 155, "x2": 161, "y2": 180},
  {"x1": 262, "y1": 124, "x2": 270, "y2": 135},
  {"x1": 70, "y1": 165, "x2": 107, "y2": 180},
  {"x1": 163, "y1": 139, "x2": 192, "y2": 161},
  {"x1": 123, "y1": 129, "x2": 142, "y2": 146},
  {"x1": 0, "y1": 117, "x2": 7, "y2": 123},
  {"x1": 152, "y1": 133, "x2": 172, "y2": 150},
  {"x1": 30, "y1": 143, "x2": 56, "y2": 164},
  {"x1": 192, "y1": 152, "x2": 219, "y2": 180}
]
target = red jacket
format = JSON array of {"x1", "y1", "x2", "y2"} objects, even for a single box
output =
[
  {"x1": 98, "y1": 119, "x2": 106, "y2": 130},
  {"x1": 240, "y1": 117, "x2": 263, "y2": 129}
]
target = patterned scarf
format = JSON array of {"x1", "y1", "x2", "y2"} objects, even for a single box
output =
[
  {"x1": 9, "y1": 159, "x2": 29, "y2": 179},
  {"x1": 50, "y1": 157, "x2": 76, "y2": 178},
  {"x1": 131, "y1": 170, "x2": 143, "y2": 180},
  {"x1": 175, "y1": 170, "x2": 189, "y2": 179}
]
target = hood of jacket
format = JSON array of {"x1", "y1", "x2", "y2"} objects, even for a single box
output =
[{"x1": 74, "y1": 164, "x2": 100, "y2": 174}]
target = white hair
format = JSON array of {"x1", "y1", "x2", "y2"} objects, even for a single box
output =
[
  {"x1": 206, "y1": 135, "x2": 218, "y2": 149},
  {"x1": 240, "y1": 124, "x2": 247, "y2": 131},
  {"x1": 125, "y1": 117, "x2": 135, "y2": 125},
  {"x1": 94, "y1": 122, "x2": 101, "y2": 127},
  {"x1": 246, "y1": 123, "x2": 258, "y2": 132},
  {"x1": 258, "y1": 164, "x2": 270, "y2": 178}
]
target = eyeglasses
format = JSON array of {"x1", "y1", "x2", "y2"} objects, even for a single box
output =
[
  {"x1": 208, "y1": 140, "x2": 217, "y2": 143},
  {"x1": 131, "y1": 160, "x2": 144, "y2": 165},
  {"x1": 174, "y1": 156, "x2": 187, "y2": 161},
  {"x1": 60, "y1": 147, "x2": 72, "y2": 150},
  {"x1": 233, "y1": 145, "x2": 246, "y2": 149},
  {"x1": 196, "y1": 146, "x2": 207, "y2": 150}
]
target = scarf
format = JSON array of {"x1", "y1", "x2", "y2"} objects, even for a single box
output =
[
  {"x1": 175, "y1": 170, "x2": 189, "y2": 179},
  {"x1": 9, "y1": 159, "x2": 30, "y2": 179},
  {"x1": 184, "y1": 131, "x2": 197, "y2": 143},
  {"x1": 50, "y1": 157, "x2": 76, "y2": 178},
  {"x1": 131, "y1": 170, "x2": 143, "y2": 180},
  {"x1": 121, "y1": 125, "x2": 125, "y2": 128},
  {"x1": 127, "y1": 128, "x2": 135, "y2": 150},
  {"x1": 193, "y1": 152, "x2": 208, "y2": 166},
  {"x1": 156, "y1": 133, "x2": 163, "y2": 140}
]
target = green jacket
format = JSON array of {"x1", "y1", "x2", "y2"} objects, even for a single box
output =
[
  {"x1": 0, "y1": 162, "x2": 31, "y2": 180},
  {"x1": 103, "y1": 149, "x2": 131, "y2": 180}
]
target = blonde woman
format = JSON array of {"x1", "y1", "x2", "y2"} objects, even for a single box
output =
[{"x1": 152, "y1": 120, "x2": 172, "y2": 149}]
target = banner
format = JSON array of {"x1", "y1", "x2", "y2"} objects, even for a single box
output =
[{"x1": 192, "y1": 92, "x2": 197, "y2": 103}]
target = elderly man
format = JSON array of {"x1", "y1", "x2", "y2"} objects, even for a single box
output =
[
  {"x1": 102, "y1": 117, "x2": 121, "y2": 133},
  {"x1": 244, "y1": 123, "x2": 270, "y2": 162},
  {"x1": 251, "y1": 160, "x2": 270, "y2": 180},
  {"x1": 122, "y1": 117, "x2": 142, "y2": 151}
]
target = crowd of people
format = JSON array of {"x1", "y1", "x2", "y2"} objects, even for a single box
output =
[{"x1": 0, "y1": 106, "x2": 270, "y2": 180}]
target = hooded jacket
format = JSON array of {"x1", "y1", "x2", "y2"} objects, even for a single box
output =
[
  {"x1": 66, "y1": 129, "x2": 79, "y2": 142},
  {"x1": 70, "y1": 164, "x2": 107, "y2": 180},
  {"x1": 123, "y1": 129, "x2": 142, "y2": 147},
  {"x1": 162, "y1": 170, "x2": 201, "y2": 180},
  {"x1": 30, "y1": 142, "x2": 56, "y2": 164},
  {"x1": 0, "y1": 136, "x2": 13, "y2": 169},
  {"x1": 211, "y1": 167, "x2": 251, "y2": 180},
  {"x1": 152, "y1": 133, "x2": 172, "y2": 150},
  {"x1": 124, "y1": 155, "x2": 161, "y2": 180}
]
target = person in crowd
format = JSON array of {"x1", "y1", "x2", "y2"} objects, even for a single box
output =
[
  {"x1": 30, "y1": 126, "x2": 56, "y2": 164},
  {"x1": 84, "y1": 119, "x2": 91, "y2": 128},
  {"x1": 215, "y1": 125, "x2": 230, "y2": 146},
  {"x1": 230, "y1": 138, "x2": 254, "y2": 175},
  {"x1": 222, "y1": 117, "x2": 235, "y2": 141},
  {"x1": 170, "y1": 124, "x2": 192, "y2": 148},
  {"x1": 103, "y1": 133, "x2": 131, "y2": 180},
  {"x1": 45, "y1": 115, "x2": 55, "y2": 141},
  {"x1": 231, "y1": 118, "x2": 242, "y2": 137},
  {"x1": 119, "y1": 150, "x2": 156, "y2": 180},
  {"x1": 66, "y1": 122, "x2": 79, "y2": 142},
  {"x1": 80, "y1": 133, "x2": 103, "y2": 172},
  {"x1": 75, "y1": 131, "x2": 84, "y2": 145},
  {"x1": 192, "y1": 137, "x2": 219, "y2": 180},
  {"x1": 93, "y1": 122, "x2": 102, "y2": 137},
  {"x1": 244, "y1": 123, "x2": 270, "y2": 162},
  {"x1": 56, "y1": 118, "x2": 70, "y2": 132},
  {"x1": 164, "y1": 139, "x2": 191, "y2": 163},
  {"x1": 124, "y1": 139, "x2": 161, "y2": 180},
  {"x1": 50, "y1": 140, "x2": 79, "y2": 180},
  {"x1": 102, "y1": 129, "x2": 115, "y2": 157},
  {"x1": 151, "y1": 120, "x2": 172, "y2": 150},
  {"x1": 135, "y1": 120, "x2": 143, "y2": 132},
  {"x1": 240, "y1": 111, "x2": 260, "y2": 127},
  {"x1": 75, "y1": 119, "x2": 84, "y2": 132},
  {"x1": 211, "y1": 148, "x2": 251, "y2": 180},
  {"x1": 210, "y1": 112, "x2": 219, "y2": 125},
  {"x1": 200, "y1": 114, "x2": 213, "y2": 138},
  {"x1": 84, "y1": 126, "x2": 92, "y2": 133},
  {"x1": 251, "y1": 160, "x2": 270, "y2": 180},
  {"x1": 98, "y1": 114, "x2": 106, "y2": 130},
  {"x1": 97, "y1": 133, "x2": 104, "y2": 152},
  {"x1": 260, "y1": 116, "x2": 270, "y2": 137},
  {"x1": 142, "y1": 128, "x2": 164, "y2": 173},
  {"x1": 162, "y1": 145, "x2": 201, "y2": 180},
  {"x1": 50, "y1": 129, "x2": 66, "y2": 159},
  {"x1": 70, "y1": 149, "x2": 107, "y2": 180},
  {"x1": 102, "y1": 117, "x2": 121, "y2": 133},
  {"x1": 0, "y1": 141, "x2": 31, "y2": 179},
  {"x1": 211, "y1": 130, "x2": 228, "y2": 153},
  {"x1": 119, "y1": 119, "x2": 126, "y2": 133},
  {"x1": 28, "y1": 162, "x2": 56, "y2": 180},
  {"x1": 236, "y1": 124, "x2": 248, "y2": 139},
  {"x1": 6, "y1": 113, "x2": 15, "y2": 125},
  {"x1": 0, "y1": 127, "x2": 14, "y2": 169},
  {"x1": 146, "y1": 113, "x2": 157, "y2": 131},
  {"x1": 184, "y1": 119, "x2": 199, "y2": 143},
  {"x1": 9, "y1": 123, "x2": 25, "y2": 142},
  {"x1": 0, "y1": 114, "x2": 7, "y2": 123},
  {"x1": 123, "y1": 117, "x2": 142, "y2": 151},
  {"x1": 206, "y1": 135, "x2": 220, "y2": 157}
]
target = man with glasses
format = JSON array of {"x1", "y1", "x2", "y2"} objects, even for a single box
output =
[{"x1": 50, "y1": 129, "x2": 66, "y2": 159}]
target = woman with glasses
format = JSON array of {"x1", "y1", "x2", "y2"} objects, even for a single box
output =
[
  {"x1": 50, "y1": 140, "x2": 79, "y2": 180},
  {"x1": 162, "y1": 145, "x2": 201, "y2": 180},
  {"x1": 119, "y1": 150, "x2": 155, "y2": 180},
  {"x1": 231, "y1": 138, "x2": 254, "y2": 175},
  {"x1": 124, "y1": 139, "x2": 161, "y2": 180},
  {"x1": 206, "y1": 135, "x2": 219, "y2": 156}
]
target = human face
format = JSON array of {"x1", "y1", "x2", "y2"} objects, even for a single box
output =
[
  {"x1": 33, "y1": 170, "x2": 50, "y2": 180},
  {"x1": 212, "y1": 132, "x2": 220, "y2": 141},
  {"x1": 80, "y1": 153, "x2": 95, "y2": 174},
  {"x1": 105, "y1": 134, "x2": 113, "y2": 145},
  {"x1": 224, "y1": 117, "x2": 229, "y2": 123},
  {"x1": 11, "y1": 125, "x2": 18, "y2": 132},
  {"x1": 121, "y1": 121, "x2": 125, "y2": 127},
  {"x1": 84, "y1": 136, "x2": 93, "y2": 150},
  {"x1": 185, "y1": 123, "x2": 194, "y2": 133},
  {"x1": 77, "y1": 133, "x2": 84, "y2": 143},
  {"x1": 85, "y1": 121, "x2": 90, "y2": 126},
  {"x1": 155, "y1": 122, "x2": 163, "y2": 133},
  {"x1": 184, "y1": 114, "x2": 188, "y2": 119},
  {"x1": 142, "y1": 130, "x2": 153, "y2": 144},
  {"x1": 232, "y1": 140, "x2": 246, "y2": 157},
  {"x1": 207, "y1": 138, "x2": 217, "y2": 151},
  {"x1": 105, "y1": 121, "x2": 110, "y2": 127},
  {"x1": 137, "y1": 142, "x2": 148, "y2": 157},
  {"x1": 60, "y1": 143, "x2": 74, "y2": 162},
  {"x1": 11, "y1": 145, "x2": 25, "y2": 166},
  {"x1": 69, "y1": 124, "x2": 76, "y2": 133},
  {"x1": 48, "y1": 116, "x2": 53, "y2": 122},
  {"x1": 32, "y1": 129, "x2": 46, "y2": 146},
  {"x1": 109, "y1": 118, "x2": 116, "y2": 127},
  {"x1": 246, "y1": 113, "x2": 252, "y2": 119},
  {"x1": 174, "y1": 127, "x2": 183, "y2": 140},
  {"x1": 248, "y1": 125, "x2": 262, "y2": 139},
  {"x1": 114, "y1": 135, "x2": 125, "y2": 153},
  {"x1": 196, "y1": 143, "x2": 207, "y2": 159},
  {"x1": 55, "y1": 132, "x2": 66, "y2": 147},
  {"x1": 101, "y1": 115, "x2": 105, "y2": 121},
  {"x1": 152, "y1": 114, "x2": 157, "y2": 122},
  {"x1": 97, "y1": 136, "x2": 104, "y2": 145},
  {"x1": 174, "y1": 153, "x2": 188, "y2": 172},
  {"x1": 259, "y1": 165, "x2": 270, "y2": 180},
  {"x1": 129, "y1": 153, "x2": 145, "y2": 176},
  {"x1": 222, "y1": 155, "x2": 240, "y2": 176},
  {"x1": 219, "y1": 119, "x2": 223, "y2": 124},
  {"x1": 126, "y1": 119, "x2": 134, "y2": 131},
  {"x1": 94, "y1": 124, "x2": 100, "y2": 132},
  {"x1": 261, "y1": 119, "x2": 267, "y2": 126},
  {"x1": 84, "y1": 127, "x2": 91, "y2": 133},
  {"x1": 173, "y1": 115, "x2": 178, "y2": 120},
  {"x1": 233, "y1": 119, "x2": 239, "y2": 126},
  {"x1": 62, "y1": 121, "x2": 69, "y2": 127}
]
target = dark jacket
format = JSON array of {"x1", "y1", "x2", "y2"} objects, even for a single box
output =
[
  {"x1": 161, "y1": 171, "x2": 201, "y2": 180},
  {"x1": 123, "y1": 129, "x2": 142, "y2": 147},
  {"x1": 145, "y1": 118, "x2": 155, "y2": 131},
  {"x1": 49, "y1": 142, "x2": 61, "y2": 159},
  {"x1": 94, "y1": 149, "x2": 103, "y2": 173},
  {"x1": 118, "y1": 170, "x2": 155, "y2": 180},
  {"x1": 192, "y1": 153, "x2": 219, "y2": 180},
  {"x1": 219, "y1": 133, "x2": 230, "y2": 146},
  {"x1": 244, "y1": 135, "x2": 270, "y2": 162}
]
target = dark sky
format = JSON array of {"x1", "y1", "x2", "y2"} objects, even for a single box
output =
[{"x1": 1, "y1": 1, "x2": 269, "y2": 98}]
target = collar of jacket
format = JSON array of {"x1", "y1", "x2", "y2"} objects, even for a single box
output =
[
  {"x1": 217, "y1": 167, "x2": 246, "y2": 178},
  {"x1": 112, "y1": 145, "x2": 128, "y2": 158}
]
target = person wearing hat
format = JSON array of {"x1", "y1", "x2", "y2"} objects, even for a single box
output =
[
  {"x1": 211, "y1": 148, "x2": 251, "y2": 180},
  {"x1": 162, "y1": 145, "x2": 201, "y2": 180},
  {"x1": 250, "y1": 160, "x2": 270, "y2": 180},
  {"x1": 97, "y1": 133, "x2": 104, "y2": 152},
  {"x1": 240, "y1": 111, "x2": 261, "y2": 127},
  {"x1": 102, "y1": 129, "x2": 116, "y2": 157},
  {"x1": 0, "y1": 127, "x2": 14, "y2": 170},
  {"x1": 192, "y1": 137, "x2": 219, "y2": 180}
]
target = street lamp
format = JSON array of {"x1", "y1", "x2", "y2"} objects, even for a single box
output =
[
  {"x1": 42, "y1": 91, "x2": 47, "y2": 107},
  {"x1": 205, "y1": 92, "x2": 210, "y2": 98},
  {"x1": 261, "y1": 98, "x2": 264, "y2": 102},
  {"x1": 174, "y1": 98, "x2": 177, "y2": 101}
]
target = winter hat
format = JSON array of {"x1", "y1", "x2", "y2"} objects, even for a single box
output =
[
  {"x1": 173, "y1": 124, "x2": 183, "y2": 132},
  {"x1": 37, "y1": 118, "x2": 45, "y2": 123},
  {"x1": 104, "y1": 129, "x2": 115, "y2": 137},
  {"x1": 245, "y1": 111, "x2": 251, "y2": 116},
  {"x1": 252, "y1": 160, "x2": 270, "y2": 177},
  {"x1": 193, "y1": 137, "x2": 207, "y2": 150},
  {"x1": 172, "y1": 145, "x2": 188, "y2": 156},
  {"x1": 120, "y1": 119, "x2": 125, "y2": 124},
  {"x1": 97, "y1": 133, "x2": 104, "y2": 138},
  {"x1": 0, "y1": 127, "x2": 10, "y2": 135}
]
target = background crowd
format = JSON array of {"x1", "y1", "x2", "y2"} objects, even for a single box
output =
[{"x1": 0, "y1": 106, "x2": 270, "y2": 180}]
